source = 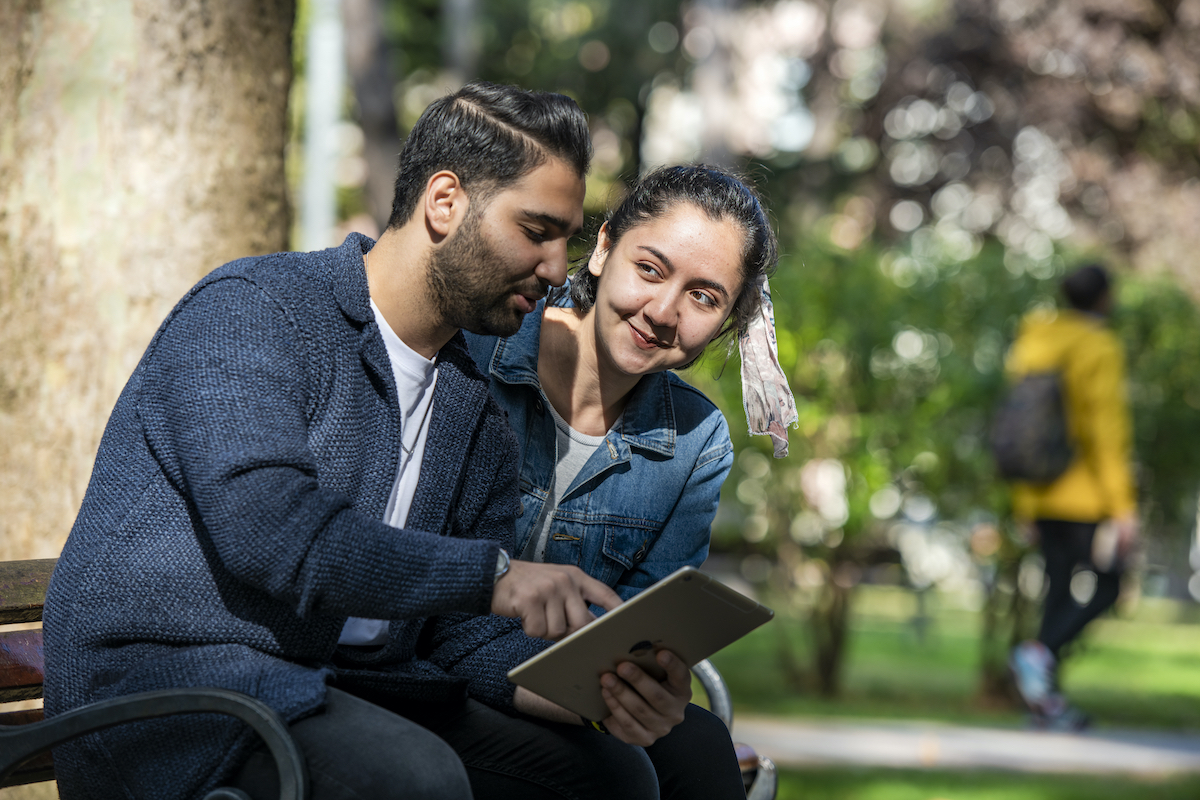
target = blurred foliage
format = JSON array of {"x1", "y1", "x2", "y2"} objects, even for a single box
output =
[
  {"x1": 774, "y1": 767, "x2": 1200, "y2": 800},
  {"x1": 381, "y1": 0, "x2": 688, "y2": 213},
  {"x1": 696, "y1": 241, "x2": 1200, "y2": 558},
  {"x1": 1117, "y1": 278, "x2": 1200, "y2": 548},
  {"x1": 687, "y1": 227, "x2": 1200, "y2": 692},
  {"x1": 697, "y1": 236, "x2": 1035, "y2": 552}
]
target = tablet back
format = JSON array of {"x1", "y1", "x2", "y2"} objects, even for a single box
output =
[{"x1": 507, "y1": 567, "x2": 773, "y2": 721}]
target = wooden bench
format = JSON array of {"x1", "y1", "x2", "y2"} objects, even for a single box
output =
[
  {"x1": 0, "y1": 558, "x2": 776, "y2": 800},
  {"x1": 0, "y1": 559, "x2": 307, "y2": 799}
]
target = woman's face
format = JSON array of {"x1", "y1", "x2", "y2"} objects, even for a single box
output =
[{"x1": 587, "y1": 202, "x2": 745, "y2": 378}]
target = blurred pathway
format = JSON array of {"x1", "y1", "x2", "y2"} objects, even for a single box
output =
[{"x1": 732, "y1": 716, "x2": 1200, "y2": 775}]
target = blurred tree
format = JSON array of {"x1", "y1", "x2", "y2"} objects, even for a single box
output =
[
  {"x1": 1115, "y1": 278, "x2": 1200, "y2": 572},
  {"x1": 343, "y1": 0, "x2": 403, "y2": 229},
  {"x1": 0, "y1": 1, "x2": 295, "y2": 561},
  {"x1": 381, "y1": 0, "x2": 694, "y2": 211},
  {"x1": 691, "y1": 232, "x2": 1058, "y2": 695}
]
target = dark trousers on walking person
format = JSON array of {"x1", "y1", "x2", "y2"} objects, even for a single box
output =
[
  {"x1": 1010, "y1": 518, "x2": 1123, "y2": 730},
  {"x1": 233, "y1": 686, "x2": 747, "y2": 800},
  {"x1": 1037, "y1": 519, "x2": 1122, "y2": 657}
]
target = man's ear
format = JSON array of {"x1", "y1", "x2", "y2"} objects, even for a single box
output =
[
  {"x1": 424, "y1": 171, "x2": 468, "y2": 239},
  {"x1": 587, "y1": 223, "x2": 611, "y2": 277}
]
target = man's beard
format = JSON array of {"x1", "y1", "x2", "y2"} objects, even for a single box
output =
[{"x1": 426, "y1": 209, "x2": 544, "y2": 338}]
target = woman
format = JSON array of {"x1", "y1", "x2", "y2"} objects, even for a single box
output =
[{"x1": 466, "y1": 165, "x2": 796, "y2": 799}]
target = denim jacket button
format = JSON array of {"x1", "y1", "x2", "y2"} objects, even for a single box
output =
[{"x1": 534, "y1": 398, "x2": 544, "y2": 414}]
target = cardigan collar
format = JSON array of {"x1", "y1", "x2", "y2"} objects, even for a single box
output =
[{"x1": 331, "y1": 232, "x2": 376, "y2": 325}]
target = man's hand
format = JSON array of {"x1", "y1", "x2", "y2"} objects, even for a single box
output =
[
  {"x1": 597, "y1": 650, "x2": 691, "y2": 747},
  {"x1": 491, "y1": 560, "x2": 622, "y2": 640}
]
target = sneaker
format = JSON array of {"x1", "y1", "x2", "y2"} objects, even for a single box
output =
[
  {"x1": 1010, "y1": 640, "x2": 1056, "y2": 714},
  {"x1": 1032, "y1": 697, "x2": 1091, "y2": 732}
]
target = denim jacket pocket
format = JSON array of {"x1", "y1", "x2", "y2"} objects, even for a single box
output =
[{"x1": 597, "y1": 522, "x2": 664, "y2": 586}]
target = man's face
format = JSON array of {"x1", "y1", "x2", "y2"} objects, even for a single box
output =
[{"x1": 427, "y1": 157, "x2": 586, "y2": 337}]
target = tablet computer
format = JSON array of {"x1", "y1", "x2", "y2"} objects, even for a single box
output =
[{"x1": 507, "y1": 566, "x2": 773, "y2": 721}]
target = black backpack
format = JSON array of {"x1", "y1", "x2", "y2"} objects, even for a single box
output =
[{"x1": 990, "y1": 372, "x2": 1073, "y2": 483}]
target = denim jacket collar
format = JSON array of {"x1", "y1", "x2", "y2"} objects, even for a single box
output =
[{"x1": 487, "y1": 299, "x2": 677, "y2": 459}]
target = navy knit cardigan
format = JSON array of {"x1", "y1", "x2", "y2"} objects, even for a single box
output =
[{"x1": 43, "y1": 234, "x2": 544, "y2": 800}]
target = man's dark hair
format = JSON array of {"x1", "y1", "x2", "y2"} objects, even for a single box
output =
[
  {"x1": 1062, "y1": 263, "x2": 1111, "y2": 311},
  {"x1": 388, "y1": 81, "x2": 592, "y2": 229},
  {"x1": 566, "y1": 165, "x2": 778, "y2": 346}
]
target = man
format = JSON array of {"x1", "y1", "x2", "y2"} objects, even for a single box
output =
[
  {"x1": 1006, "y1": 263, "x2": 1138, "y2": 730},
  {"x1": 44, "y1": 81, "x2": 687, "y2": 800}
]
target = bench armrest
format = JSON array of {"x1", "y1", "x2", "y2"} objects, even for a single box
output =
[
  {"x1": 691, "y1": 658, "x2": 734, "y2": 729},
  {"x1": 0, "y1": 687, "x2": 307, "y2": 800}
]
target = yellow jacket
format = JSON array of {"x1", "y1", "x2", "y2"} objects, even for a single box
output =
[{"x1": 1005, "y1": 308, "x2": 1137, "y2": 522}]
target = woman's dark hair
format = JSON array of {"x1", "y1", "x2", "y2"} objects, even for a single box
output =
[
  {"x1": 388, "y1": 81, "x2": 592, "y2": 229},
  {"x1": 565, "y1": 165, "x2": 778, "y2": 345},
  {"x1": 1062, "y1": 263, "x2": 1111, "y2": 311}
]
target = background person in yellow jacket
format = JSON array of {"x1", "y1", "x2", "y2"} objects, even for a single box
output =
[{"x1": 1006, "y1": 263, "x2": 1139, "y2": 730}]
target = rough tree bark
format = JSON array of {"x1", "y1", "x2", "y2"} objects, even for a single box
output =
[{"x1": 0, "y1": 0, "x2": 295, "y2": 561}]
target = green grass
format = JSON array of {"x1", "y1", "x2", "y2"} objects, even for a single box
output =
[
  {"x1": 708, "y1": 585, "x2": 1200, "y2": 730},
  {"x1": 775, "y1": 766, "x2": 1200, "y2": 800}
]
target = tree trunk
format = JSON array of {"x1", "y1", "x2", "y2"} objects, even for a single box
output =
[
  {"x1": 977, "y1": 548, "x2": 1037, "y2": 707},
  {"x1": 810, "y1": 571, "x2": 851, "y2": 697},
  {"x1": 0, "y1": 0, "x2": 295, "y2": 561}
]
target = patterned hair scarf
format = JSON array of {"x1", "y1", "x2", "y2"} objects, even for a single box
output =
[{"x1": 738, "y1": 274, "x2": 798, "y2": 458}]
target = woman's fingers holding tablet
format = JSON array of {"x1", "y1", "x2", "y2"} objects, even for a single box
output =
[
  {"x1": 599, "y1": 652, "x2": 691, "y2": 746},
  {"x1": 656, "y1": 649, "x2": 694, "y2": 696},
  {"x1": 600, "y1": 671, "x2": 658, "y2": 746}
]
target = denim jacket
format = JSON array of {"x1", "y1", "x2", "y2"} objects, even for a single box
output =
[{"x1": 466, "y1": 300, "x2": 734, "y2": 601}]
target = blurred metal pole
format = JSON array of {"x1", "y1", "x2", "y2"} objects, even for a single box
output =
[
  {"x1": 442, "y1": 0, "x2": 478, "y2": 86},
  {"x1": 303, "y1": 0, "x2": 345, "y2": 251}
]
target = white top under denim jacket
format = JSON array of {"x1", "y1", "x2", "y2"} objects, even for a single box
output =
[{"x1": 465, "y1": 295, "x2": 734, "y2": 602}]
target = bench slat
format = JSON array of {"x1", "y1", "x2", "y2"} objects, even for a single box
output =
[
  {"x1": 0, "y1": 559, "x2": 55, "y2": 625},
  {"x1": 0, "y1": 707, "x2": 45, "y2": 725},
  {"x1": 0, "y1": 629, "x2": 45, "y2": 703}
]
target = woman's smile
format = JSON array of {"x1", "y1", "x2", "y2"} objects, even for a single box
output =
[{"x1": 627, "y1": 320, "x2": 668, "y2": 349}]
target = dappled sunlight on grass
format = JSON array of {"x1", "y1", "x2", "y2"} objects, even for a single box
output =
[
  {"x1": 711, "y1": 585, "x2": 1200, "y2": 730},
  {"x1": 776, "y1": 767, "x2": 1200, "y2": 800}
]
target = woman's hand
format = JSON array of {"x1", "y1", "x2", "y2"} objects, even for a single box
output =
[{"x1": 598, "y1": 649, "x2": 692, "y2": 746}]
